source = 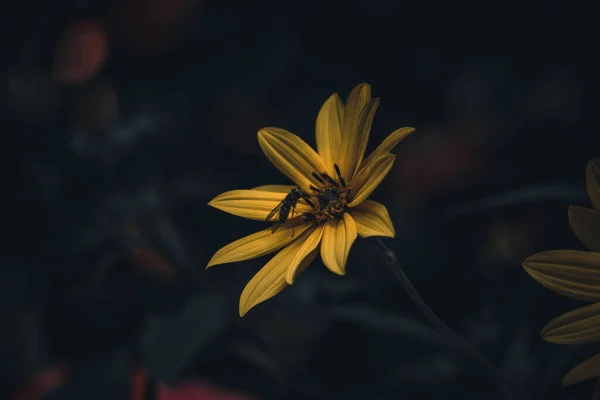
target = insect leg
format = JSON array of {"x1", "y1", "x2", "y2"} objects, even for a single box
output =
[{"x1": 290, "y1": 204, "x2": 297, "y2": 237}]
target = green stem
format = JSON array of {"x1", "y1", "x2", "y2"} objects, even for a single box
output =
[{"x1": 374, "y1": 238, "x2": 514, "y2": 399}]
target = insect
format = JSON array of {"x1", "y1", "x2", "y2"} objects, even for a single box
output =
[
  {"x1": 266, "y1": 187, "x2": 314, "y2": 234},
  {"x1": 310, "y1": 164, "x2": 348, "y2": 209}
]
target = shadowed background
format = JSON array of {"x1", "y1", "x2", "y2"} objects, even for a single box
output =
[{"x1": 1, "y1": 0, "x2": 598, "y2": 399}]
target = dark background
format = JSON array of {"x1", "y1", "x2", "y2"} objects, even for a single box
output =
[{"x1": 1, "y1": 0, "x2": 599, "y2": 399}]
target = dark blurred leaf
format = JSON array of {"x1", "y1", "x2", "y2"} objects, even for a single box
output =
[
  {"x1": 445, "y1": 184, "x2": 586, "y2": 219},
  {"x1": 593, "y1": 377, "x2": 600, "y2": 400},
  {"x1": 141, "y1": 292, "x2": 229, "y2": 384}
]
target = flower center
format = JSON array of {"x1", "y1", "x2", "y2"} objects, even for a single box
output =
[{"x1": 303, "y1": 164, "x2": 350, "y2": 224}]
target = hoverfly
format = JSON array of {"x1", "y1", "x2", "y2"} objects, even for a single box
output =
[{"x1": 266, "y1": 187, "x2": 314, "y2": 234}]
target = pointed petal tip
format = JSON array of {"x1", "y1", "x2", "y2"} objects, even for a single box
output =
[
  {"x1": 239, "y1": 296, "x2": 253, "y2": 317},
  {"x1": 206, "y1": 252, "x2": 223, "y2": 268},
  {"x1": 345, "y1": 83, "x2": 372, "y2": 103},
  {"x1": 540, "y1": 325, "x2": 552, "y2": 340},
  {"x1": 521, "y1": 254, "x2": 538, "y2": 268},
  {"x1": 540, "y1": 332, "x2": 566, "y2": 344},
  {"x1": 257, "y1": 127, "x2": 276, "y2": 141},
  {"x1": 560, "y1": 352, "x2": 600, "y2": 387},
  {"x1": 327, "y1": 92, "x2": 342, "y2": 101},
  {"x1": 367, "y1": 97, "x2": 381, "y2": 110},
  {"x1": 257, "y1": 128, "x2": 267, "y2": 140}
]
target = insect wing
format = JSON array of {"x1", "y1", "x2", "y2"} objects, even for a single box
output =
[
  {"x1": 265, "y1": 201, "x2": 283, "y2": 222},
  {"x1": 271, "y1": 222, "x2": 282, "y2": 233}
]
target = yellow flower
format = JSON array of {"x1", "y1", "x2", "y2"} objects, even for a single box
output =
[
  {"x1": 207, "y1": 83, "x2": 414, "y2": 316},
  {"x1": 523, "y1": 159, "x2": 600, "y2": 387}
]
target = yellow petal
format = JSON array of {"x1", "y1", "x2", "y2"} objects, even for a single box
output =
[
  {"x1": 348, "y1": 98, "x2": 380, "y2": 180},
  {"x1": 569, "y1": 206, "x2": 600, "y2": 252},
  {"x1": 360, "y1": 127, "x2": 415, "y2": 170},
  {"x1": 208, "y1": 189, "x2": 310, "y2": 221},
  {"x1": 239, "y1": 226, "x2": 320, "y2": 316},
  {"x1": 351, "y1": 200, "x2": 395, "y2": 238},
  {"x1": 339, "y1": 83, "x2": 371, "y2": 178},
  {"x1": 258, "y1": 128, "x2": 326, "y2": 193},
  {"x1": 207, "y1": 222, "x2": 313, "y2": 268},
  {"x1": 316, "y1": 93, "x2": 344, "y2": 176},
  {"x1": 285, "y1": 225, "x2": 324, "y2": 284},
  {"x1": 320, "y1": 213, "x2": 357, "y2": 275},
  {"x1": 252, "y1": 185, "x2": 296, "y2": 193},
  {"x1": 522, "y1": 250, "x2": 600, "y2": 302},
  {"x1": 587, "y1": 159, "x2": 600, "y2": 211},
  {"x1": 562, "y1": 352, "x2": 600, "y2": 387},
  {"x1": 541, "y1": 302, "x2": 600, "y2": 344},
  {"x1": 348, "y1": 153, "x2": 396, "y2": 208}
]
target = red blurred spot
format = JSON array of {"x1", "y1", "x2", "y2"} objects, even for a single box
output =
[
  {"x1": 53, "y1": 21, "x2": 109, "y2": 86},
  {"x1": 11, "y1": 363, "x2": 69, "y2": 400},
  {"x1": 157, "y1": 382, "x2": 255, "y2": 400},
  {"x1": 398, "y1": 134, "x2": 477, "y2": 200},
  {"x1": 131, "y1": 367, "x2": 148, "y2": 400},
  {"x1": 114, "y1": 0, "x2": 199, "y2": 53}
]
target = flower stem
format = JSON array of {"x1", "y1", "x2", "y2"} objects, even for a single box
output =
[{"x1": 373, "y1": 238, "x2": 514, "y2": 399}]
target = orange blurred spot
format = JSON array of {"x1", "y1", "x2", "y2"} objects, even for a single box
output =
[
  {"x1": 11, "y1": 363, "x2": 69, "y2": 400},
  {"x1": 53, "y1": 21, "x2": 109, "y2": 86},
  {"x1": 131, "y1": 246, "x2": 176, "y2": 281},
  {"x1": 125, "y1": 221, "x2": 177, "y2": 281}
]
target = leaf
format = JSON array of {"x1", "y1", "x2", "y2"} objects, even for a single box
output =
[{"x1": 141, "y1": 292, "x2": 229, "y2": 384}]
